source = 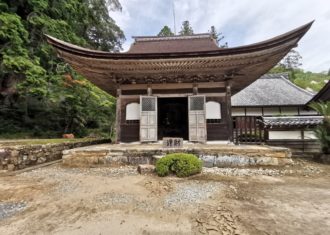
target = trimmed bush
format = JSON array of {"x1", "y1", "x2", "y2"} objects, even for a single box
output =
[{"x1": 155, "y1": 153, "x2": 202, "y2": 177}]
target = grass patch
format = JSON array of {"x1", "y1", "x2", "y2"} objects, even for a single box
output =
[{"x1": 0, "y1": 138, "x2": 100, "y2": 147}]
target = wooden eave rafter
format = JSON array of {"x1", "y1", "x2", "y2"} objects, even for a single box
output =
[
  {"x1": 308, "y1": 80, "x2": 330, "y2": 104},
  {"x1": 45, "y1": 21, "x2": 313, "y2": 96}
]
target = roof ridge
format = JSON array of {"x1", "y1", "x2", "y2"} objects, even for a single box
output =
[
  {"x1": 133, "y1": 34, "x2": 213, "y2": 42},
  {"x1": 261, "y1": 73, "x2": 290, "y2": 79},
  {"x1": 279, "y1": 74, "x2": 316, "y2": 96}
]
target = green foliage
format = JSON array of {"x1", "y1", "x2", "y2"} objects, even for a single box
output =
[
  {"x1": 155, "y1": 153, "x2": 202, "y2": 177},
  {"x1": 293, "y1": 70, "x2": 330, "y2": 92},
  {"x1": 179, "y1": 20, "x2": 194, "y2": 36},
  {"x1": 269, "y1": 67, "x2": 330, "y2": 92},
  {"x1": 269, "y1": 49, "x2": 330, "y2": 92},
  {"x1": 309, "y1": 102, "x2": 330, "y2": 154},
  {"x1": 279, "y1": 49, "x2": 302, "y2": 71},
  {"x1": 0, "y1": 0, "x2": 123, "y2": 138},
  {"x1": 158, "y1": 25, "x2": 174, "y2": 37},
  {"x1": 210, "y1": 26, "x2": 227, "y2": 48},
  {"x1": 177, "y1": 22, "x2": 227, "y2": 48}
]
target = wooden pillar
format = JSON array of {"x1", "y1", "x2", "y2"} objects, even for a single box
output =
[
  {"x1": 193, "y1": 83, "x2": 198, "y2": 95},
  {"x1": 147, "y1": 86, "x2": 152, "y2": 96},
  {"x1": 115, "y1": 88, "x2": 121, "y2": 143},
  {"x1": 226, "y1": 82, "x2": 234, "y2": 142},
  {"x1": 301, "y1": 129, "x2": 305, "y2": 153}
]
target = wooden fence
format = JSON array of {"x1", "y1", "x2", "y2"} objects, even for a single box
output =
[
  {"x1": 232, "y1": 116, "x2": 321, "y2": 154},
  {"x1": 233, "y1": 116, "x2": 264, "y2": 144}
]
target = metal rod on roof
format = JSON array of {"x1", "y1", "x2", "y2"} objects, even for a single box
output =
[{"x1": 172, "y1": 0, "x2": 176, "y2": 35}]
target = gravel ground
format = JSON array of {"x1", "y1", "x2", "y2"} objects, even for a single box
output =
[
  {"x1": 164, "y1": 181, "x2": 222, "y2": 208},
  {"x1": 1, "y1": 159, "x2": 329, "y2": 235},
  {"x1": 202, "y1": 167, "x2": 282, "y2": 176},
  {"x1": 21, "y1": 165, "x2": 138, "y2": 178},
  {"x1": 95, "y1": 192, "x2": 153, "y2": 212},
  {"x1": 96, "y1": 192, "x2": 136, "y2": 206},
  {"x1": 202, "y1": 164, "x2": 323, "y2": 177},
  {"x1": 0, "y1": 202, "x2": 27, "y2": 220}
]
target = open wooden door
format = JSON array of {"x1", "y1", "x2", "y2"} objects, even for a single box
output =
[
  {"x1": 140, "y1": 96, "x2": 157, "y2": 142},
  {"x1": 188, "y1": 95, "x2": 207, "y2": 142}
]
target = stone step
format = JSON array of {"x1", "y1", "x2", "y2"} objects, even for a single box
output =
[
  {"x1": 137, "y1": 164, "x2": 155, "y2": 174},
  {"x1": 151, "y1": 155, "x2": 164, "y2": 164}
]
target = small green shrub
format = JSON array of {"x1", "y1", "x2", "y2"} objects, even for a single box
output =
[{"x1": 155, "y1": 153, "x2": 202, "y2": 177}]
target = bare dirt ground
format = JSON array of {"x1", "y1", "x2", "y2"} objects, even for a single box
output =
[{"x1": 0, "y1": 159, "x2": 329, "y2": 235}]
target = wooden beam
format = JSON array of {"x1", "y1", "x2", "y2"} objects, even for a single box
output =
[
  {"x1": 121, "y1": 93, "x2": 226, "y2": 98},
  {"x1": 115, "y1": 89, "x2": 122, "y2": 143},
  {"x1": 226, "y1": 83, "x2": 234, "y2": 142},
  {"x1": 198, "y1": 93, "x2": 226, "y2": 97},
  {"x1": 120, "y1": 82, "x2": 226, "y2": 90},
  {"x1": 154, "y1": 93, "x2": 194, "y2": 97}
]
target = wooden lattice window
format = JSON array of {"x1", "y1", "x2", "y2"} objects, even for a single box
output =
[
  {"x1": 141, "y1": 97, "x2": 156, "y2": 111},
  {"x1": 189, "y1": 96, "x2": 205, "y2": 111}
]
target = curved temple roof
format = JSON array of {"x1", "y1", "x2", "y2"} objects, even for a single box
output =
[{"x1": 46, "y1": 22, "x2": 313, "y2": 96}]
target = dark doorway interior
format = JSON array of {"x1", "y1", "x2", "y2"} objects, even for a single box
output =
[{"x1": 158, "y1": 97, "x2": 188, "y2": 140}]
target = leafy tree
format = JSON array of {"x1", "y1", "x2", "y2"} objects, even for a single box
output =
[
  {"x1": 0, "y1": 0, "x2": 124, "y2": 138},
  {"x1": 279, "y1": 49, "x2": 302, "y2": 80},
  {"x1": 269, "y1": 50, "x2": 303, "y2": 81},
  {"x1": 309, "y1": 102, "x2": 330, "y2": 154},
  {"x1": 209, "y1": 25, "x2": 227, "y2": 48},
  {"x1": 85, "y1": 0, "x2": 125, "y2": 51},
  {"x1": 179, "y1": 20, "x2": 194, "y2": 36},
  {"x1": 158, "y1": 25, "x2": 174, "y2": 37},
  {"x1": 328, "y1": 68, "x2": 330, "y2": 76},
  {"x1": 279, "y1": 49, "x2": 302, "y2": 70},
  {"x1": 268, "y1": 65, "x2": 330, "y2": 92}
]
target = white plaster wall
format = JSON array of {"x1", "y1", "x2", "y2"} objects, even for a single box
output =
[
  {"x1": 304, "y1": 131, "x2": 317, "y2": 140},
  {"x1": 126, "y1": 103, "x2": 140, "y2": 120},
  {"x1": 263, "y1": 107, "x2": 280, "y2": 116},
  {"x1": 206, "y1": 101, "x2": 221, "y2": 119},
  {"x1": 281, "y1": 107, "x2": 299, "y2": 115},
  {"x1": 232, "y1": 108, "x2": 245, "y2": 116},
  {"x1": 299, "y1": 109, "x2": 318, "y2": 115},
  {"x1": 268, "y1": 131, "x2": 302, "y2": 140},
  {"x1": 246, "y1": 108, "x2": 262, "y2": 116}
]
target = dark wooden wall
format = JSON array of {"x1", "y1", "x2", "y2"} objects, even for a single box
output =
[
  {"x1": 120, "y1": 97, "x2": 140, "y2": 142},
  {"x1": 206, "y1": 96, "x2": 230, "y2": 141}
]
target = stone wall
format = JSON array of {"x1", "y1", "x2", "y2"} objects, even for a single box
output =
[
  {"x1": 62, "y1": 144, "x2": 292, "y2": 167},
  {"x1": 0, "y1": 139, "x2": 110, "y2": 171}
]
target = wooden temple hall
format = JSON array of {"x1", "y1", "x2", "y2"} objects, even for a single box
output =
[{"x1": 46, "y1": 22, "x2": 313, "y2": 143}]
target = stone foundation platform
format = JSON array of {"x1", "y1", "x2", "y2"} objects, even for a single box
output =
[{"x1": 62, "y1": 143, "x2": 292, "y2": 167}]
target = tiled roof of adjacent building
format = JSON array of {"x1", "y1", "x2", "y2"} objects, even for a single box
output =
[
  {"x1": 231, "y1": 73, "x2": 315, "y2": 107},
  {"x1": 262, "y1": 116, "x2": 323, "y2": 128},
  {"x1": 127, "y1": 34, "x2": 220, "y2": 53}
]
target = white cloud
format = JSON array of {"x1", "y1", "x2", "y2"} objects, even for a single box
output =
[{"x1": 111, "y1": 0, "x2": 330, "y2": 72}]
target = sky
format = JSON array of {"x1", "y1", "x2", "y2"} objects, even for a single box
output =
[{"x1": 111, "y1": 0, "x2": 330, "y2": 73}]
